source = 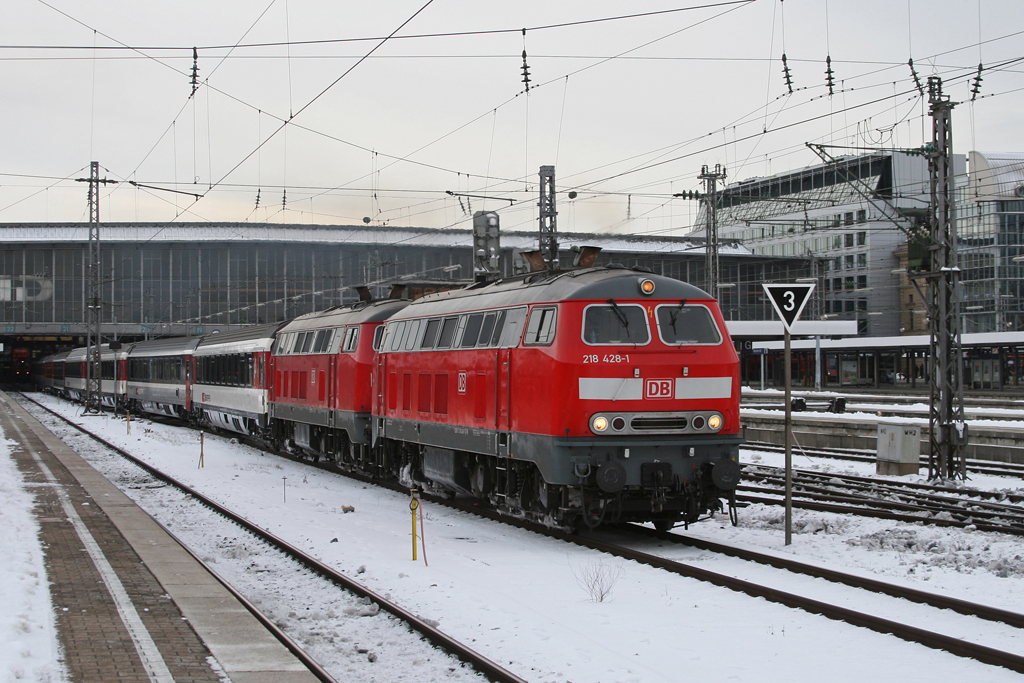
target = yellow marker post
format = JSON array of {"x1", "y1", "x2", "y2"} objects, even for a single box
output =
[
  {"x1": 126, "y1": 411, "x2": 131, "y2": 435},
  {"x1": 410, "y1": 489, "x2": 420, "y2": 561},
  {"x1": 198, "y1": 432, "x2": 205, "y2": 468}
]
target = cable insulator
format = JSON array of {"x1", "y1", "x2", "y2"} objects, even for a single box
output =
[
  {"x1": 970, "y1": 63, "x2": 984, "y2": 101},
  {"x1": 781, "y1": 53, "x2": 794, "y2": 94},
  {"x1": 282, "y1": 189, "x2": 287, "y2": 210},
  {"x1": 825, "y1": 55, "x2": 835, "y2": 96},
  {"x1": 190, "y1": 47, "x2": 200, "y2": 97},
  {"x1": 254, "y1": 188, "x2": 261, "y2": 209},
  {"x1": 521, "y1": 49, "x2": 531, "y2": 91},
  {"x1": 908, "y1": 58, "x2": 924, "y2": 95}
]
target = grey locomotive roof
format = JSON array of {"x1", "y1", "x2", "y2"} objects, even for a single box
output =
[
  {"x1": 128, "y1": 336, "x2": 203, "y2": 356},
  {"x1": 388, "y1": 267, "x2": 710, "y2": 320},
  {"x1": 280, "y1": 299, "x2": 410, "y2": 332},
  {"x1": 194, "y1": 322, "x2": 286, "y2": 349}
]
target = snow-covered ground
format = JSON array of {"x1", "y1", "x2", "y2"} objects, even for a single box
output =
[
  {"x1": 0, "y1": 433, "x2": 66, "y2": 683},
  {"x1": 7, "y1": 391, "x2": 1024, "y2": 682}
]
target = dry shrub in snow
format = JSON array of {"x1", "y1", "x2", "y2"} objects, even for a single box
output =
[{"x1": 571, "y1": 560, "x2": 623, "y2": 602}]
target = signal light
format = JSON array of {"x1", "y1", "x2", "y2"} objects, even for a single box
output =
[{"x1": 638, "y1": 278, "x2": 656, "y2": 295}]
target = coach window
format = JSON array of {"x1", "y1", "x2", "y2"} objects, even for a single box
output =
[
  {"x1": 524, "y1": 307, "x2": 557, "y2": 345},
  {"x1": 461, "y1": 314, "x2": 484, "y2": 347},
  {"x1": 476, "y1": 312, "x2": 496, "y2": 347},
  {"x1": 655, "y1": 304, "x2": 722, "y2": 345},
  {"x1": 436, "y1": 317, "x2": 460, "y2": 349},
  {"x1": 582, "y1": 303, "x2": 650, "y2": 345},
  {"x1": 420, "y1": 319, "x2": 442, "y2": 349}
]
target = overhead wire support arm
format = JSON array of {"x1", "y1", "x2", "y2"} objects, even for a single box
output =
[{"x1": 446, "y1": 190, "x2": 515, "y2": 205}]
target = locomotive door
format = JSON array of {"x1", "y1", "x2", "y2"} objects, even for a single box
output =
[
  {"x1": 496, "y1": 349, "x2": 511, "y2": 432},
  {"x1": 327, "y1": 356, "x2": 336, "y2": 428},
  {"x1": 373, "y1": 354, "x2": 386, "y2": 443}
]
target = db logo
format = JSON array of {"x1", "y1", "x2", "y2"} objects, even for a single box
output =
[
  {"x1": 457, "y1": 371, "x2": 467, "y2": 395},
  {"x1": 645, "y1": 379, "x2": 674, "y2": 399}
]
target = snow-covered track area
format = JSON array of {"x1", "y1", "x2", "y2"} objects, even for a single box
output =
[
  {"x1": 15, "y1": 392, "x2": 517, "y2": 683},
  {"x1": 739, "y1": 462, "x2": 1024, "y2": 534},
  {"x1": 17, "y1": 391, "x2": 1024, "y2": 682}
]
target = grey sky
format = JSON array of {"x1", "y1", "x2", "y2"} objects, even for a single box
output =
[{"x1": 2, "y1": 0, "x2": 1022, "y2": 235}]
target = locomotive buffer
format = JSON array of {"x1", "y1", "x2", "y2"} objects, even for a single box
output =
[{"x1": 762, "y1": 283, "x2": 815, "y2": 546}]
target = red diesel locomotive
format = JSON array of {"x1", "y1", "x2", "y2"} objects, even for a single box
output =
[
  {"x1": 373, "y1": 266, "x2": 742, "y2": 530},
  {"x1": 35, "y1": 265, "x2": 742, "y2": 530}
]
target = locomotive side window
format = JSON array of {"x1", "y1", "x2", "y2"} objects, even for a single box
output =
[
  {"x1": 524, "y1": 306, "x2": 557, "y2": 346},
  {"x1": 461, "y1": 314, "x2": 484, "y2": 347},
  {"x1": 420, "y1": 319, "x2": 442, "y2": 349},
  {"x1": 436, "y1": 317, "x2": 459, "y2": 349},
  {"x1": 372, "y1": 325, "x2": 385, "y2": 350},
  {"x1": 655, "y1": 304, "x2": 722, "y2": 345},
  {"x1": 582, "y1": 304, "x2": 650, "y2": 345},
  {"x1": 313, "y1": 329, "x2": 331, "y2": 353},
  {"x1": 301, "y1": 331, "x2": 316, "y2": 353},
  {"x1": 389, "y1": 321, "x2": 407, "y2": 352},
  {"x1": 498, "y1": 307, "x2": 529, "y2": 347},
  {"x1": 488, "y1": 310, "x2": 507, "y2": 346},
  {"x1": 476, "y1": 313, "x2": 496, "y2": 347},
  {"x1": 403, "y1": 320, "x2": 420, "y2": 351}
]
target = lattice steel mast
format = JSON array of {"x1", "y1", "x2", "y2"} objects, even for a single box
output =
[
  {"x1": 538, "y1": 165, "x2": 558, "y2": 268},
  {"x1": 699, "y1": 164, "x2": 726, "y2": 296},
  {"x1": 919, "y1": 76, "x2": 967, "y2": 480},
  {"x1": 75, "y1": 162, "x2": 115, "y2": 413}
]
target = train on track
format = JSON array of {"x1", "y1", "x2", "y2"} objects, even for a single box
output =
[{"x1": 34, "y1": 265, "x2": 743, "y2": 531}]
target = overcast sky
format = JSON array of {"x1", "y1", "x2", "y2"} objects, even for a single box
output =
[{"x1": 2, "y1": 0, "x2": 1022, "y2": 236}]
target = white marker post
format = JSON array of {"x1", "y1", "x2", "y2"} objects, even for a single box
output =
[{"x1": 762, "y1": 283, "x2": 815, "y2": 546}]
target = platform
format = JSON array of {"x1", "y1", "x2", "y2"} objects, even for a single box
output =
[{"x1": 0, "y1": 391, "x2": 318, "y2": 683}]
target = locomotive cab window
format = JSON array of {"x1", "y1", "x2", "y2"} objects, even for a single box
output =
[
  {"x1": 524, "y1": 306, "x2": 557, "y2": 346},
  {"x1": 655, "y1": 304, "x2": 722, "y2": 345},
  {"x1": 372, "y1": 325, "x2": 385, "y2": 350},
  {"x1": 343, "y1": 326, "x2": 360, "y2": 353},
  {"x1": 403, "y1": 320, "x2": 421, "y2": 351},
  {"x1": 420, "y1": 319, "x2": 442, "y2": 349},
  {"x1": 582, "y1": 303, "x2": 650, "y2": 345}
]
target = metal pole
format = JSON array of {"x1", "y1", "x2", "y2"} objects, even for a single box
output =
[
  {"x1": 760, "y1": 352, "x2": 765, "y2": 392},
  {"x1": 814, "y1": 336, "x2": 821, "y2": 392},
  {"x1": 699, "y1": 164, "x2": 727, "y2": 296},
  {"x1": 784, "y1": 329, "x2": 793, "y2": 546}
]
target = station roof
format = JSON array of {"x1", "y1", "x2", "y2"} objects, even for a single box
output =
[
  {"x1": 754, "y1": 330, "x2": 1024, "y2": 351},
  {"x1": 0, "y1": 222, "x2": 752, "y2": 256}
]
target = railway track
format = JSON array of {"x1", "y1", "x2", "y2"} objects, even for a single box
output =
[
  {"x1": 16, "y1": 393, "x2": 526, "y2": 683},
  {"x1": 21, "y1": 392, "x2": 1024, "y2": 675},
  {"x1": 744, "y1": 439, "x2": 1024, "y2": 478}
]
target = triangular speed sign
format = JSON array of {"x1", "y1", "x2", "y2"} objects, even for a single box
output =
[{"x1": 762, "y1": 283, "x2": 815, "y2": 332}]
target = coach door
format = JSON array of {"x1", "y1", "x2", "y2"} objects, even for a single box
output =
[{"x1": 184, "y1": 355, "x2": 193, "y2": 410}]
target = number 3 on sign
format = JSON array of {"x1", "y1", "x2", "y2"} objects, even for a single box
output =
[{"x1": 783, "y1": 290, "x2": 796, "y2": 311}]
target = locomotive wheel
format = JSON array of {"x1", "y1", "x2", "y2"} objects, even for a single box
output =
[{"x1": 652, "y1": 519, "x2": 677, "y2": 533}]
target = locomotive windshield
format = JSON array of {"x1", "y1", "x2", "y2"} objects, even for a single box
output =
[
  {"x1": 655, "y1": 304, "x2": 722, "y2": 345},
  {"x1": 582, "y1": 303, "x2": 650, "y2": 345}
]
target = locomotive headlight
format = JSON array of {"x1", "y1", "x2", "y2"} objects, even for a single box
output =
[
  {"x1": 592, "y1": 416, "x2": 609, "y2": 433},
  {"x1": 708, "y1": 414, "x2": 723, "y2": 431},
  {"x1": 638, "y1": 278, "x2": 656, "y2": 295}
]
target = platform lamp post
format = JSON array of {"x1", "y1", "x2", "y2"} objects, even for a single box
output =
[{"x1": 762, "y1": 283, "x2": 815, "y2": 546}]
